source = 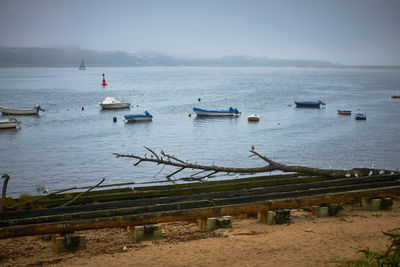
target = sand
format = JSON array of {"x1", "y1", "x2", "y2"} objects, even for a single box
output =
[{"x1": 1, "y1": 200, "x2": 399, "y2": 267}]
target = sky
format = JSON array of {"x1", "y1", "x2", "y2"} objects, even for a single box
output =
[{"x1": 0, "y1": 0, "x2": 399, "y2": 66}]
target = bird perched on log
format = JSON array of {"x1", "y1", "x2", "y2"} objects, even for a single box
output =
[{"x1": 251, "y1": 145, "x2": 255, "y2": 151}]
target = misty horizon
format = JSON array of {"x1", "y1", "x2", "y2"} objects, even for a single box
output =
[{"x1": 1, "y1": 0, "x2": 400, "y2": 66}]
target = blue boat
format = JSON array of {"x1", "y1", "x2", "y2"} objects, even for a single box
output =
[
  {"x1": 193, "y1": 107, "x2": 240, "y2": 116},
  {"x1": 355, "y1": 113, "x2": 366, "y2": 120},
  {"x1": 294, "y1": 100, "x2": 325, "y2": 108},
  {"x1": 124, "y1": 111, "x2": 153, "y2": 122}
]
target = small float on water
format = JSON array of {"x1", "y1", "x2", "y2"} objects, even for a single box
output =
[
  {"x1": 192, "y1": 107, "x2": 240, "y2": 116},
  {"x1": 0, "y1": 105, "x2": 44, "y2": 115},
  {"x1": 99, "y1": 97, "x2": 131, "y2": 109},
  {"x1": 355, "y1": 113, "x2": 367, "y2": 120},
  {"x1": 0, "y1": 118, "x2": 18, "y2": 129},
  {"x1": 124, "y1": 111, "x2": 153, "y2": 122},
  {"x1": 337, "y1": 110, "x2": 352, "y2": 115},
  {"x1": 247, "y1": 114, "x2": 259, "y2": 122},
  {"x1": 294, "y1": 100, "x2": 325, "y2": 108}
]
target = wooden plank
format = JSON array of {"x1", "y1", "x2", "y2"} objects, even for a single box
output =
[
  {"x1": 1, "y1": 179, "x2": 397, "y2": 226},
  {"x1": 0, "y1": 186, "x2": 399, "y2": 239}
]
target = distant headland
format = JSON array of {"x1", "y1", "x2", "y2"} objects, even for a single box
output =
[{"x1": 0, "y1": 46, "x2": 399, "y2": 69}]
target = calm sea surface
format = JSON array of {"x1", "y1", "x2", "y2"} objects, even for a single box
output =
[{"x1": 0, "y1": 67, "x2": 399, "y2": 196}]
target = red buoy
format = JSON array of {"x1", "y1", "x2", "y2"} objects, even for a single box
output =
[{"x1": 101, "y1": 73, "x2": 107, "y2": 86}]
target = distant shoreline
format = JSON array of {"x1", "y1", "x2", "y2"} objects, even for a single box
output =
[{"x1": 1, "y1": 65, "x2": 400, "y2": 70}]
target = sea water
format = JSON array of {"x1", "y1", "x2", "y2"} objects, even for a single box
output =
[{"x1": 0, "y1": 67, "x2": 399, "y2": 196}]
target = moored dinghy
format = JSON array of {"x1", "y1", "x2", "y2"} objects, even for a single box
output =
[
  {"x1": 294, "y1": 100, "x2": 325, "y2": 108},
  {"x1": 0, "y1": 118, "x2": 18, "y2": 129},
  {"x1": 99, "y1": 97, "x2": 131, "y2": 109},
  {"x1": 193, "y1": 107, "x2": 240, "y2": 116},
  {"x1": 0, "y1": 105, "x2": 45, "y2": 115},
  {"x1": 337, "y1": 110, "x2": 352, "y2": 115},
  {"x1": 355, "y1": 113, "x2": 367, "y2": 120},
  {"x1": 124, "y1": 111, "x2": 153, "y2": 122},
  {"x1": 247, "y1": 114, "x2": 259, "y2": 122}
]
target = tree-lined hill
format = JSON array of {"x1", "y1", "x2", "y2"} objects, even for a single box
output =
[{"x1": 0, "y1": 46, "x2": 340, "y2": 68}]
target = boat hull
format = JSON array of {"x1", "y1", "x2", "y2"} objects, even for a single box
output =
[
  {"x1": 124, "y1": 112, "x2": 153, "y2": 122},
  {"x1": 337, "y1": 110, "x2": 351, "y2": 115},
  {"x1": 193, "y1": 107, "x2": 240, "y2": 116},
  {"x1": 0, "y1": 119, "x2": 17, "y2": 129},
  {"x1": 294, "y1": 102, "x2": 321, "y2": 108},
  {"x1": 247, "y1": 115, "x2": 259, "y2": 121},
  {"x1": 0, "y1": 106, "x2": 39, "y2": 115},
  {"x1": 99, "y1": 103, "x2": 131, "y2": 109},
  {"x1": 125, "y1": 117, "x2": 152, "y2": 122}
]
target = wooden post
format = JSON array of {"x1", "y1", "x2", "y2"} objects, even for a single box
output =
[{"x1": 1, "y1": 174, "x2": 10, "y2": 213}]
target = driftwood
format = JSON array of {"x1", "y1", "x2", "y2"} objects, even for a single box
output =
[{"x1": 114, "y1": 147, "x2": 388, "y2": 179}]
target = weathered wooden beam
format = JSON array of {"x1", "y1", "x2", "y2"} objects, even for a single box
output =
[
  {"x1": 1, "y1": 175, "x2": 397, "y2": 222},
  {"x1": 0, "y1": 186, "x2": 399, "y2": 239}
]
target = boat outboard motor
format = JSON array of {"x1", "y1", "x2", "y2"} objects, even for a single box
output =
[
  {"x1": 35, "y1": 105, "x2": 45, "y2": 112},
  {"x1": 145, "y1": 111, "x2": 149, "y2": 115},
  {"x1": 233, "y1": 108, "x2": 239, "y2": 114}
]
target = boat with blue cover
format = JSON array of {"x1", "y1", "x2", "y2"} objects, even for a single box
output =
[
  {"x1": 124, "y1": 111, "x2": 153, "y2": 122},
  {"x1": 193, "y1": 107, "x2": 240, "y2": 116},
  {"x1": 355, "y1": 113, "x2": 366, "y2": 120},
  {"x1": 294, "y1": 100, "x2": 325, "y2": 108}
]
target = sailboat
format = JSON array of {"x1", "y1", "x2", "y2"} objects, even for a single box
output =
[{"x1": 79, "y1": 58, "x2": 86, "y2": 70}]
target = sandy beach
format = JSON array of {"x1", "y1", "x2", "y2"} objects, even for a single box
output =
[{"x1": 0, "y1": 199, "x2": 399, "y2": 267}]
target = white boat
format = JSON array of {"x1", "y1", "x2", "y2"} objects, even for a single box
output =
[
  {"x1": 0, "y1": 118, "x2": 18, "y2": 129},
  {"x1": 99, "y1": 97, "x2": 131, "y2": 109},
  {"x1": 0, "y1": 105, "x2": 44, "y2": 115}
]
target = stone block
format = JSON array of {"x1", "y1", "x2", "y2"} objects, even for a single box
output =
[
  {"x1": 362, "y1": 197, "x2": 372, "y2": 210},
  {"x1": 206, "y1": 217, "x2": 217, "y2": 231},
  {"x1": 274, "y1": 209, "x2": 290, "y2": 224},
  {"x1": 315, "y1": 206, "x2": 329, "y2": 217},
  {"x1": 52, "y1": 235, "x2": 66, "y2": 253},
  {"x1": 327, "y1": 204, "x2": 343, "y2": 216},
  {"x1": 370, "y1": 199, "x2": 382, "y2": 211},
  {"x1": 267, "y1": 211, "x2": 276, "y2": 225},
  {"x1": 381, "y1": 197, "x2": 393, "y2": 210},
  {"x1": 257, "y1": 211, "x2": 268, "y2": 223},
  {"x1": 311, "y1": 206, "x2": 320, "y2": 215},
  {"x1": 127, "y1": 224, "x2": 162, "y2": 242},
  {"x1": 51, "y1": 234, "x2": 86, "y2": 253},
  {"x1": 216, "y1": 216, "x2": 232, "y2": 229}
]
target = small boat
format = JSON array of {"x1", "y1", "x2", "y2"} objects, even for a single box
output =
[
  {"x1": 79, "y1": 58, "x2": 86, "y2": 70},
  {"x1": 337, "y1": 110, "x2": 352, "y2": 115},
  {"x1": 193, "y1": 107, "x2": 240, "y2": 116},
  {"x1": 392, "y1": 95, "x2": 400, "y2": 99},
  {"x1": 0, "y1": 118, "x2": 18, "y2": 129},
  {"x1": 99, "y1": 97, "x2": 130, "y2": 109},
  {"x1": 247, "y1": 114, "x2": 259, "y2": 122},
  {"x1": 294, "y1": 100, "x2": 325, "y2": 108},
  {"x1": 124, "y1": 111, "x2": 153, "y2": 122},
  {"x1": 0, "y1": 105, "x2": 44, "y2": 115},
  {"x1": 355, "y1": 113, "x2": 367, "y2": 120}
]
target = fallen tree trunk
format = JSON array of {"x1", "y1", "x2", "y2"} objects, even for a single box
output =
[{"x1": 114, "y1": 147, "x2": 392, "y2": 179}]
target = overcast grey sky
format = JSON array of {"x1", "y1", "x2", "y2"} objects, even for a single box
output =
[{"x1": 0, "y1": 0, "x2": 399, "y2": 65}]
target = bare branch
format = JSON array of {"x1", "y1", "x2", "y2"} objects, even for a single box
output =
[
  {"x1": 166, "y1": 167, "x2": 185, "y2": 180},
  {"x1": 58, "y1": 178, "x2": 105, "y2": 207},
  {"x1": 144, "y1": 146, "x2": 160, "y2": 161}
]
